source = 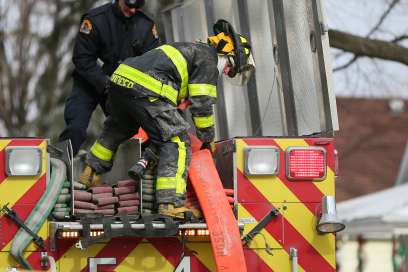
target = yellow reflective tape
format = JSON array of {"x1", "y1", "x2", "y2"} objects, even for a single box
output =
[
  {"x1": 186, "y1": 243, "x2": 216, "y2": 271},
  {"x1": 0, "y1": 141, "x2": 47, "y2": 251},
  {"x1": 114, "y1": 64, "x2": 178, "y2": 105},
  {"x1": 156, "y1": 177, "x2": 177, "y2": 190},
  {"x1": 55, "y1": 242, "x2": 105, "y2": 270},
  {"x1": 148, "y1": 97, "x2": 159, "y2": 102},
  {"x1": 90, "y1": 141, "x2": 113, "y2": 162},
  {"x1": 118, "y1": 242, "x2": 175, "y2": 271},
  {"x1": 0, "y1": 140, "x2": 11, "y2": 151},
  {"x1": 240, "y1": 36, "x2": 248, "y2": 43},
  {"x1": 236, "y1": 139, "x2": 336, "y2": 268},
  {"x1": 158, "y1": 45, "x2": 189, "y2": 101},
  {"x1": 193, "y1": 115, "x2": 215, "y2": 129},
  {"x1": 274, "y1": 139, "x2": 334, "y2": 196},
  {"x1": 239, "y1": 204, "x2": 306, "y2": 272},
  {"x1": 0, "y1": 250, "x2": 36, "y2": 266},
  {"x1": 2, "y1": 219, "x2": 49, "y2": 252},
  {"x1": 111, "y1": 73, "x2": 134, "y2": 88},
  {"x1": 156, "y1": 137, "x2": 186, "y2": 193},
  {"x1": 171, "y1": 136, "x2": 187, "y2": 194},
  {"x1": 188, "y1": 84, "x2": 217, "y2": 98}
]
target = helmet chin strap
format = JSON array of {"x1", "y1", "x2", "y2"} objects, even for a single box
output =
[{"x1": 217, "y1": 55, "x2": 229, "y2": 76}]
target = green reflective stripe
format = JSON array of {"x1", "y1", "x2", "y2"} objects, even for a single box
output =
[
  {"x1": 171, "y1": 136, "x2": 187, "y2": 195},
  {"x1": 188, "y1": 84, "x2": 217, "y2": 98},
  {"x1": 114, "y1": 64, "x2": 178, "y2": 105},
  {"x1": 158, "y1": 45, "x2": 189, "y2": 101},
  {"x1": 157, "y1": 177, "x2": 177, "y2": 190},
  {"x1": 90, "y1": 141, "x2": 113, "y2": 162},
  {"x1": 194, "y1": 115, "x2": 215, "y2": 129}
]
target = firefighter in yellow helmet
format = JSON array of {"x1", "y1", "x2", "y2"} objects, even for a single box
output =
[{"x1": 80, "y1": 19, "x2": 255, "y2": 219}]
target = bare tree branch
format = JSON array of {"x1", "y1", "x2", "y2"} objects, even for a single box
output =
[
  {"x1": 329, "y1": 29, "x2": 408, "y2": 66},
  {"x1": 332, "y1": 0, "x2": 401, "y2": 71},
  {"x1": 366, "y1": 0, "x2": 400, "y2": 37},
  {"x1": 333, "y1": 55, "x2": 359, "y2": 72},
  {"x1": 393, "y1": 35, "x2": 408, "y2": 43}
]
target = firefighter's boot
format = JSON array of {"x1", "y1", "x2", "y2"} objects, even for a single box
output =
[
  {"x1": 79, "y1": 165, "x2": 101, "y2": 188},
  {"x1": 188, "y1": 206, "x2": 202, "y2": 219},
  {"x1": 158, "y1": 204, "x2": 193, "y2": 220},
  {"x1": 128, "y1": 158, "x2": 148, "y2": 181}
]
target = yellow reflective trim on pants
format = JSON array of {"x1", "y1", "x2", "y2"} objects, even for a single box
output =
[
  {"x1": 90, "y1": 141, "x2": 113, "y2": 162},
  {"x1": 193, "y1": 115, "x2": 215, "y2": 129},
  {"x1": 188, "y1": 84, "x2": 217, "y2": 98},
  {"x1": 156, "y1": 177, "x2": 177, "y2": 190},
  {"x1": 158, "y1": 45, "x2": 189, "y2": 101},
  {"x1": 156, "y1": 136, "x2": 187, "y2": 193},
  {"x1": 113, "y1": 64, "x2": 178, "y2": 105},
  {"x1": 171, "y1": 136, "x2": 187, "y2": 195}
]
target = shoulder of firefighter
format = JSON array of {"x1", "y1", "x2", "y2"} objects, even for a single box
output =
[
  {"x1": 73, "y1": 2, "x2": 160, "y2": 96},
  {"x1": 111, "y1": 42, "x2": 218, "y2": 143},
  {"x1": 79, "y1": 2, "x2": 112, "y2": 34}
]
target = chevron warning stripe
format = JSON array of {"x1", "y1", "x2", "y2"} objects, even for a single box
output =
[
  {"x1": 148, "y1": 238, "x2": 211, "y2": 271},
  {"x1": 27, "y1": 237, "x2": 215, "y2": 271},
  {"x1": 0, "y1": 137, "x2": 338, "y2": 271},
  {"x1": 236, "y1": 138, "x2": 336, "y2": 271},
  {"x1": 80, "y1": 238, "x2": 142, "y2": 271},
  {"x1": 239, "y1": 204, "x2": 303, "y2": 272},
  {"x1": 244, "y1": 248, "x2": 274, "y2": 272},
  {"x1": 0, "y1": 139, "x2": 47, "y2": 252}
]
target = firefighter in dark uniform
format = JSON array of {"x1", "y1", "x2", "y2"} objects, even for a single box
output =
[
  {"x1": 59, "y1": 0, "x2": 160, "y2": 155},
  {"x1": 80, "y1": 20, "x2": 255, "y2": 218}
]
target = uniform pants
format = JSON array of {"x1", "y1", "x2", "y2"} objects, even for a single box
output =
[
  {"x1": 89, "y1": 85, "x2": 191, "y2": 205},
  {"x1": 59, "y1": 77, "x2": 109, "y2": 155}
]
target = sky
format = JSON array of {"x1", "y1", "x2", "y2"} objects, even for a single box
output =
[{"x1": 326, "y1": 0, "x2": 408, "y2": 98}]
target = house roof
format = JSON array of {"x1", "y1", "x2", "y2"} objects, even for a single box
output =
[
  {"x1": 337, "y1": 183, "x2": 408, "y2": 238},
  {"x1": 335, "y1": 97, "x2": 408, "y2": 201},
  {"x1": 338, "y1": 183, "x2": 408, "y2": 223}
]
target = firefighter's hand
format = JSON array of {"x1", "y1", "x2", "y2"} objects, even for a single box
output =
[
  {"x1": 79, "y1": 165, "x2": 101, "y2": 188},
  {"x1": 201, "y1": 141, "x2": 215, "y2": 153}
]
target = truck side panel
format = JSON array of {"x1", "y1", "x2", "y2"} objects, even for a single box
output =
[
  {"x1": 0, "y1": 139, "x2": 48, "y2": 253},
  {"x1": 235, "y1": 138, "x2": 336, "y2": 271},
  {"x1": 0, "y1": 139, "x2": 49, "y2": 270},
  {"x1": 55, "y1": 239, "x2": 214, "y2": 271}
]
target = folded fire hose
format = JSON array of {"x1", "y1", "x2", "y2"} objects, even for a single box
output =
[{"x1": 10, "y1": 158, "x2": 66, "y2": 269}]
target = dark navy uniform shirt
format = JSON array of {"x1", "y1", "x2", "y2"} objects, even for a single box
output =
[{"x1": 73, "y1": 2, "x2": 160, "y2": 95}]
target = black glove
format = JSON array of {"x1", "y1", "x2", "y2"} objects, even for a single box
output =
[{"x1": 201, "y1": 141, "x2": 215, "y2": 152}]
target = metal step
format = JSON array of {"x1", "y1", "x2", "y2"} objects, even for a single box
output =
[
  {"x1": 49, "y1": 220, "x2": 244, "y2": 251},
  {"x1": 50, "y1": 221, "x2": 211, "y2": 231}
]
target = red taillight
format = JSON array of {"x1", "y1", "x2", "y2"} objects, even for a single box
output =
[{"x1": 286, "y1": 147, "x2": 326, "y2": 180}]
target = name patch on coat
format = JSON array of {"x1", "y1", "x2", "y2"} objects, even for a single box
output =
[{"x1": 111, "y1": 74, "x2": 135, "y2": 88}]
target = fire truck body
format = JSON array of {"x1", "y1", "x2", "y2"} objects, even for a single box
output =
[
  {"x1": 0, "y1": 0, "x2": 341, "y2": 271},
  {"x1": 0, "y1": 136, "x2": 337, "y2": 271}
]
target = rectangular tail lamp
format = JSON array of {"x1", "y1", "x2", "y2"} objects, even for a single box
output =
[
  {"x1": 244, "y1": 146, "x2": 280, "y2": 176},
  {"x1": 286, "y1": 147, "x2": 326, "y2": 180},
  {"x1": 5, "y1": 146, "x2": 42, "y2": 176}
]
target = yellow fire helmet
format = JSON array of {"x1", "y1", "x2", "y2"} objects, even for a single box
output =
[
  {"x1": 208, "y1": 32, "x2": 235, "y2": 55},
  {"x1": 208, "y1": 19, "x2": 254, "y2": 84}
]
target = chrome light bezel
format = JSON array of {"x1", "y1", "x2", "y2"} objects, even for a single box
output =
[
  {"x1": 5, "y1": 146, "x2": 42, "y2": 176},
  {"x1": 244, "y1": 146, "x2": 280, "y2": 176}
]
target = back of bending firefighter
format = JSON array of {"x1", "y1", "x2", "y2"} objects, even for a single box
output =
[{"x1": 80, "y1": 19, "x2": 254, "y2": 218}]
